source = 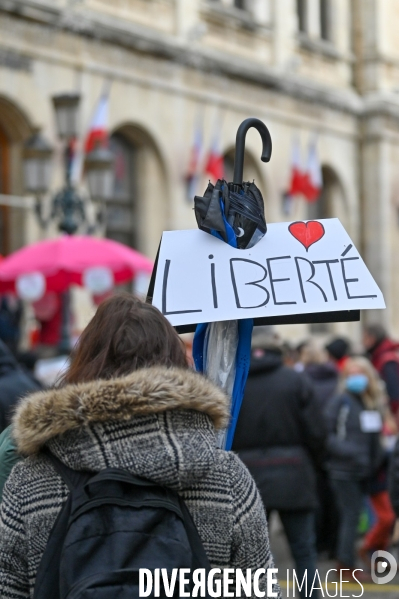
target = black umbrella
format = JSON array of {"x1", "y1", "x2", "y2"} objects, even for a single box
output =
[{"x1": 194, "y1": 118, "x2": 272, "y2": 250}]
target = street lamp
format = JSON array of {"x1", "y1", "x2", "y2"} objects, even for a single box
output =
[
  {"x1": 85, "y1": 145, "x2": 114, "y2": 201},
  {"x1": 52, "y1": 93, "x2": 80, "y2": 139},
  {"x1": 22, "y1": 92, "x2": 115, "y2": 352},
  {"x1": 23, "y1": 93, "x2": 114, "y2": 234},
  {"x1": 23, "y1": 132, "x2": 53, "y2": 194}
]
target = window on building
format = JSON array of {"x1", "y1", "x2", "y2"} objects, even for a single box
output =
[
  {"x1": 320, "y1": 0, "x2": 331, "y2": 41},
  {"x1": 297, "y1": 0, "x2": 307, "y2": 33},
  {"x1": 107, "y1": 133, "x2": 137, "y2": 248}
]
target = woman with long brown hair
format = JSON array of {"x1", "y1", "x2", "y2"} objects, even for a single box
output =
[{"x1": 0, "y1": 293, "x2": 280, "y2": 598}]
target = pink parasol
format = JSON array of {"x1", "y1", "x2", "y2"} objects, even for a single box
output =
[{"x1": 0, "y1": 235, "x2": 153, "y2": 297}]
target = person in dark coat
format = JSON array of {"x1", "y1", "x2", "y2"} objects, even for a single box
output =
[
  {"x1": 363, "y1": 324, "x2": 399, "y2": 414},
  {"x1": 0, "y1": 296, "x2": 22, "y2": 355},
  {"x1": 303, "y1": 346, "x2": 339, "y2": 408},
  {"x1": 233, "y1": 339, "x2": 327, "y2": 599},
  {"x1": 302, "y1": 346, "x2": 340, "y2": 557},
  {"x1": 0, "y1": 341, "x2": 41, "y2": 433}
]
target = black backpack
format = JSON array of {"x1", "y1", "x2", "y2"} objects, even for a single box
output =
[{"x1": 33, "y1": 451, "x2": 211, "y2": 599}]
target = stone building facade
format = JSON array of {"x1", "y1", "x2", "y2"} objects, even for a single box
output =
[{"x1": 0, "y1": 0, "x2": 398, "y2": 340}]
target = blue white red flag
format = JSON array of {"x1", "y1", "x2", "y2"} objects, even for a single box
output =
[
  {"x1": 185, "y1": 116, "x2": 203, "y2": 201},
  {"x1": 85, "y1": 93, "x2": 109, "y2": 153},
  {"x1": 302, "y1": 136, "x2": 322, "y2": 202},
  {"x1": 204, "y1": 129, "x2": 224, "y2": 182}
]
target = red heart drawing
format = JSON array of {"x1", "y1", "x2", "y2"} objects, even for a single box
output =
[{"x1": 288, "y1": 220, "x2": 325, "y2": 251}]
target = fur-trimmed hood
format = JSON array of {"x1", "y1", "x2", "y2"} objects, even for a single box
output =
[{"x1": 12, "y1": 367, "x2": 230, "y2": 490}]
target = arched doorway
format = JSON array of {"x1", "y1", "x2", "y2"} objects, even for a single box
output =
[
  {"x1": 0, "y1": 125, "x2": 10, "y2": 255},
  {"x1": 108, "y1": 124, "x2": 167, "y2": 258},
  {"x1": 0, "y1": 96, "x2": 33, "y2": 255},
  {"x1": 307, "y1": 165, "x2": 348, "y2": 224}
]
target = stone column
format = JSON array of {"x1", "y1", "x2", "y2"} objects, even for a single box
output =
[
  {"x1": 361, "y1": 114, "x2": 392, "y2": 327},
  {"x1": 271, "y1": 0, "x2": 297, "y2": 68},
  {"x1": 307, "y1": 0, "x2": 321, "y2": 38},
  {"x1": 252, "y1": 0, "x2": 272, "y2": 25},
  {"x1": 174, "y1": 0, "x2": 200, "y2": 40},
  {"x1": 352, "y1": 0, "x2": 379, "y2": 93}
]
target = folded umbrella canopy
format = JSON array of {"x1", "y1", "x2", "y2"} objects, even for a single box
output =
[
  {"x1": 194, "y1": 178, "x2": 267, "y2": 249},
  {"x1": 192, "y1": 118, "x2": 272, "y2": 449},
  {"x1": 0, "y1": 235, "x2": 153, "y2": 299}
]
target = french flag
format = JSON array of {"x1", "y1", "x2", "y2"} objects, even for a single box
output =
[
  {"x1": 287, "y1": 137, "x2": 306, "y2": 197},
  {"x1": 204, "y1": 130, "x2": 224, "y2": 182},
  {"x1": 302, "y1": 137, "x2": 322, "y2": 202},
  {"x1": 185, "y1": 117, "x2": 203, "y2": 201},
  {"x1": 85, "y1": 93, "x2": 109, "y2": 153},
  {"x1": 70, "y1": 137, "x2": 83, "y2": 185}
]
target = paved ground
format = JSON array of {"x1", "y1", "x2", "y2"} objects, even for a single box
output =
[{"x1": 269, "y1": 515, "x2": 399, "y2": 599}]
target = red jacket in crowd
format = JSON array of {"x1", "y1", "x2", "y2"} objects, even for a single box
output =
[{"x1": 369, "y1": 338, "x2": 399, "y2": 413}]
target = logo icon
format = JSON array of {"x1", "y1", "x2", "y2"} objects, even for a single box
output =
[{"x1": 371, "y1": 550, "x2": 397, "y2": 584}]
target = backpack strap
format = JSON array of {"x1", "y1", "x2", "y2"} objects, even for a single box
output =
[
  {"x1": 43, "y1": 447, "x2": 92, "y2": 491},
  {"x1": 33, "y1": 493, "x2": 70, "y2": 599},
  {"x1": 34, "y1": 451, "x2": 92, "y2": 599},
  {"x1": 178, "y1": 497, "x2": 212, "y2": 571}
]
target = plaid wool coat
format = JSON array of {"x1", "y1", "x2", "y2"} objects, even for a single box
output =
[{"x1": 0, "y1": 366, "x2": 281, "y2": 599}]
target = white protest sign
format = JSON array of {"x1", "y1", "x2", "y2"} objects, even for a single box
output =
[{"x1": 152, "y1": 218, "x2": 385, "y2": 327}]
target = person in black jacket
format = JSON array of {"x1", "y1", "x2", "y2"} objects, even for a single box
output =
[
  {"x1": 303, "y1": 347, "x2": 339, "y2": 408},
  {"x1": 0, "y1": 340, "x2": 41, "y2": 433},
  {"x1": 233, "y1": 338, "x2": 327, "y2": 599},
  {"x1": 302, "y1": 346, "x2": 340, "y2": 558}
]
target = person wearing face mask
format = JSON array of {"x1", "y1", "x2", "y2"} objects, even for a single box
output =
[{"x1": 324, "y1": 357, "x2": 391, "y2": 577}]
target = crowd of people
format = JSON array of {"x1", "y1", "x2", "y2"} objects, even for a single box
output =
[
  {"x1": 235, "y1": 323, "x2": 399, "y2": 597},
  {"x1": 0, "y1": 294, "x2": 398, "y2": 598}
]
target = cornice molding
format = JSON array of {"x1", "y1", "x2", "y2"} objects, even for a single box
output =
[{"x1": 3, "y1": 0, "x2": 399, "y2": 124}]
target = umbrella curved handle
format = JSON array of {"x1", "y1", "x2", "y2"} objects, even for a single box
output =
[{"x1": 233, "y1": 118, "x2": 272, "y2": 185}]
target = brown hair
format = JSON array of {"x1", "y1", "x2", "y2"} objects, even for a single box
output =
[{"x1": 60, "y1": 293, "x2": 188, "y2": 385}]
